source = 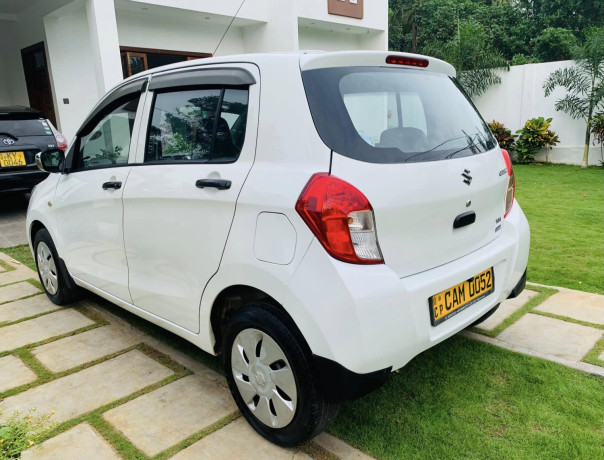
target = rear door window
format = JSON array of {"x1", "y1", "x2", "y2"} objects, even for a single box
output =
[
  {"x1": 302, "y1": 67, "x2": 496, "y2": 163},
  {"x1": 145, "y1": 87, "x2": 249, "y2": 164}
]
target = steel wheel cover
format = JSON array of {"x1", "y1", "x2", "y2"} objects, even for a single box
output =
[
  {"x1": 37, "y1": 242, "x2": 58, "y2": 295},
  {"x1": 231, "y1": 328, "x2": 298, "y2": 428}
]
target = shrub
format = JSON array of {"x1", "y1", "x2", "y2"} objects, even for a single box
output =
[
  {"x1": 514, "y1": 117, "x2": 559, "y2": 164},
  {"x1": 487, "y1": 120, "x2": 515, "y2": 151},
  {"x1": 0, "y1": 410, "x2": 56, "y2": 459},
  {"x1": 589, "y1": 113, "x2": 604, "y2": 165},
  {"x1": 511, "y1": 54, "x2": 540, "y2": 66}
]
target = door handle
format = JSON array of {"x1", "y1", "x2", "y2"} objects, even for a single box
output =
[
  {"x1": 195, "y1": 179, "x2": 231, "y2": 190},
  {"x1": 102, "y1": 181, "x2": 122, "y2": 190}
]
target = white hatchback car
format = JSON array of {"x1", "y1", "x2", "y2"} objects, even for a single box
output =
[{"x1": 29, "y1": 51, "x2": 529, "y2": 446}]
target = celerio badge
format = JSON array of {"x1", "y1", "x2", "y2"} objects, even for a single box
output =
[{"x1": 461, "y1": 169, "x2": 472, "y2": 185}]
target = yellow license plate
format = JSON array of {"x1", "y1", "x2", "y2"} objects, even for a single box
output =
[
  {"x1": 0, "y1": 151, "x2": 26, "y2": 167},
  {"x1": 429, "y1": 267, "x2": 495, "y2": 326}
]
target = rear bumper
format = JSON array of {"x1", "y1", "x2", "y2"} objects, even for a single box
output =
[
  {"x1": 284, "y1": 200, "x2": 530, "y2": 376},
  {"x1": 0, "y1": 168, "x2": 48, "y2": 193}
]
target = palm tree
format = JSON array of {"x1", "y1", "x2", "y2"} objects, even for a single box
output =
[
  {"x1": 425, "y1": 20, "x2": 509, "y2": 99},
  {"x1": 543, "y1": 27, "x2": 604, "y2": 168}
]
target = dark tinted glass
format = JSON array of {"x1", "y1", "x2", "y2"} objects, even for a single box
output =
[
  {"x1": 0, "y1": 119, "x2": 53, "y2": 137},
  {"x1": 145, "y1": 87, "x2": 248, "y2": 163},
  {"x1": 77, "y1": 98, "x2": 139, "y2": 170},
  {"x1": 302, "y1": 67, "x2": 497, "y2": 164},
  {"x1": 217, "y1": 89, "x2": 248, "y2": 160}
]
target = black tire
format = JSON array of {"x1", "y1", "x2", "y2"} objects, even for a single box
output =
[
  {"x1": 33, "y1": 228, "x2": 81, "y2": 305},
  {"x1": 470, "y1": 303, "x2": 500, "y2": 328},
  {"x1": 223, "y1": 302, "x2": 338, "y2": 446}
]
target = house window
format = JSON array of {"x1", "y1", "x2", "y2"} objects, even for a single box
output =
[{"x1": 120, "y1": 47, "x2": 212, "y2": 78}]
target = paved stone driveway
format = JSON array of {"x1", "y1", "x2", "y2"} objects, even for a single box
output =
[
  {"x1": 0, "y1": 193, "x2": 29, "y2": 247},
  {"x1": 0, "y1": 253, "x2": 372, "y2": 459},
  {"x1": 463, "y1": 285, "x2": 604, "y2": 377}
]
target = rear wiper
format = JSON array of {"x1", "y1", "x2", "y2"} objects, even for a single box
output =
[
  {"x1": 445, "y1": 132, "x2": 485, "y2": 159},
  {"x1": 404, "y1": 135, "x2": 469, "y2": 162}
]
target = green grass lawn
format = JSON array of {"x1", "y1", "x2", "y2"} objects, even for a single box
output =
[
  {"x1": 514, "y1": 164, "x2": 603, "y2": 294},
  {"x1": 330, "y1": 336, "x2": 603, "y2": 460}
]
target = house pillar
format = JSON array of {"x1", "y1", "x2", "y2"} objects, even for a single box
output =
[{"x1": 86, "y1": 0, "x2": 122, "y2": 97}]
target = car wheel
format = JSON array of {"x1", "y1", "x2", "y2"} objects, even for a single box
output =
[
  {"x1": 223, "y1": 302, "x2": 338, "y2": 446},
  {"x1": 470, "y1": 303, "x2": 500, "y2": 328},
  {"x1": 34, "y1": 228, "x2": 81, "y2": 305}
]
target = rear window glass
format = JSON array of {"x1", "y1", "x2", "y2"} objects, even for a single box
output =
[
  {"x1": 302, "y1": 67, "x2": 496, "y2": 163},
  {"x1": 0, "y1": 119, "x2": 53, "y2": 137}
]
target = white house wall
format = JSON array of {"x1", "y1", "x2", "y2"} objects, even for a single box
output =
[
  {"x1": 298, "y1": 26, "x2": 362, "y2": 51},
  {"x1": 296, "y1": 0, "x2": 387, "y2": 33},
  {"x1": 474, "y1": 61, "x2": 601, "y2": 166},
  {"x1": 241, "y1": 1, "x2": 298, "y2": 53},
  {"x1": 44, "y1": 6, "x2": 99, "y2": 143},
  {"x1": 116, "y1": 9, "x2": 245, "y2": 57},
  {"x1": 0, "y1": 21, "x2": 17, "y2": 106}
]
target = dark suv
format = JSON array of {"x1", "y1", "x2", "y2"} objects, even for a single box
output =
[{"x1": 0, "y1": 106, "x2": 67, "y2": 194}]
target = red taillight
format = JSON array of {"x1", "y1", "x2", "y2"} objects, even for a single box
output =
[
  {"x1": 501, "y1": 149, "x2": 515, "y2": 217},
  {"x1": 55, "y1": 132, "x2": 68, "y2": 151},
  {"x1": 386, "y1": 55, "x2": 429, "y2": 68},
  {"x1": 295, "y1": 173, "x2": 383, "y2": 265}
]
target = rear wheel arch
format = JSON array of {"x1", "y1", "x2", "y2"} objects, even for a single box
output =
[{"x1": 210, "y1": 285, "x2": 302, "y2": 355}]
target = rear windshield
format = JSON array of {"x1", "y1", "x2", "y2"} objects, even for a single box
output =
[
  {"x1": 0, "y1": 119, "x2": 53, "y2": 137},
  {"x1": 302, "y1": 66, "x2": 496, "y2": 163}
]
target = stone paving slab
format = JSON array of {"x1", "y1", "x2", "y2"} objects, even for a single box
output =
[
  {"x1": 0, "y1": 281, "x2": 40, "y2": 303},
  {"x1": 104, "y1": 373, "x2": 236, "y2": 456},
  {"x1": 535, "y1": 290, "x2": 604, "y2": 325},
  {"x1": 0, "y1": 350, "x2": 173, "y2": 423},
  {"x1": 0, "y1": 355, "x2": 37, "y2": 393},
  {"x1": 478, "y1": 289, "x2": 539, "y2": 331},
  {"x1": 0, "y1": 295, "x2": 60, "y2": 324},
  {"x1": 497, "y1": 313, "x2": 603, "y2": 362},
  {"x1": 32, "y1": 325, "x2": 140, "y2": 373},
  {"x1": 599, "y1": 350, "x2": 604, "y2": 362},
  {"x1": 0, "y1": 309, "x2": 94, "y2": 353},
  {"x1": 315, "y1": 433, "x2": 374, "y2": 460},
  {"x1": 171, "y1": 417, "x2": 311, "y2": 460},
  {"x1": 0, "y1": 267, "x2": 36, "y2": 287},
  {"x1": 21, "y1": 423, "x2": 121, "y2": 460}
]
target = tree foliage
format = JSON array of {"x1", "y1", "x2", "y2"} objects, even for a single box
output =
[
  {"x1": 534, "y1": 28, "x2": 578, "y2": 62},
  {"x1": 389, "y1": 0, "x2": 604, "y2": 62},
  {"x1": 424, "y1": 20, "x2": 509, "y2": 98},
  {"x1": 543, "y1": 27, "x2": 604, "y2": 167}
]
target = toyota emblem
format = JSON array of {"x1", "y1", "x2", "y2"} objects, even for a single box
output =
[{"x1": 2, "y1": 138, "x2": 15, "y2": 146}]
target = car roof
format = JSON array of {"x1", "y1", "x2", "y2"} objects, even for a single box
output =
[
  {"x1": 119, "y1": 50, "x2": 455, "y2": 85},
  {"x1": 0, "y1": 106, "x2": 45, "y2": 119}
]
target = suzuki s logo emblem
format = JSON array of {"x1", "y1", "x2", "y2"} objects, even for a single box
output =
[
  {"x1": 462, "y1": 169, "x2": 472, "y2": 185},
  {"x1": 2, "y1": 138, "x2": 15, "y2": 145}
]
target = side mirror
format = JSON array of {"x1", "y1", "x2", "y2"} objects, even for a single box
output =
[{"x1": 35, "y1": 149, "x2": 65, "y2": 173}]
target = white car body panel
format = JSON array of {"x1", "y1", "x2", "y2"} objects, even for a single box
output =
[
  {"x1": 54, "y1": 166, "x2": 133, "y2": 302},
  {"x1": 26, "y1": 50, "x2": 530, "y2": 384}
]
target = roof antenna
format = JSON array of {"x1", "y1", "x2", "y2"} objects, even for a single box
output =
[{"x1": 213, "y1": 0, "x2": 248, "y2": 56}]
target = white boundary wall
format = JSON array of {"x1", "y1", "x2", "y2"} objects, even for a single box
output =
[{"x1": 474, "y1": 61, "x2": 603, "y2": 166}]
